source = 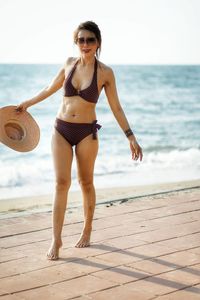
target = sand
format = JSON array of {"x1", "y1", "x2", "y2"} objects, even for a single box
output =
[{"x1": 0, "y1": 179, "x2": 199, "y2": 217}]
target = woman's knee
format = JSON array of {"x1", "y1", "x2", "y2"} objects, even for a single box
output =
[
  {"x1": 78, "y1": 178, "x2": 94, "y2": 191},
  {"x1": 55, "y1": 178, "x2": 71, "y2": 192}
]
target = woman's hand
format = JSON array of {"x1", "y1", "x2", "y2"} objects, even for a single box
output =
[
  {"x1": 15, "y1": 101, "x2": 30, "y2": 112},
  {"x1": 129, "y1": 137, "x2": 143, "y2": 161}
]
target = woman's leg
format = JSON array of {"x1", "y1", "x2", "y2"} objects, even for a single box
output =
[
  {"x1": 75, "y1": 134, "x2": 98, "y2": 247},
  {"x1": 47, "y1": 129, "x2": 73, "y2": 260}
]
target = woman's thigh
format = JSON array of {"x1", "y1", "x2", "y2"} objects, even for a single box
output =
[
  {"x1": 75, "y1": 134, "x2": 98, "y2": 183},
  {"x1": 51, "y1": 129, "x2": 73, "y2": 183}
]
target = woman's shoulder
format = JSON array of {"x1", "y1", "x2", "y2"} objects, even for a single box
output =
[
  {"x1": 63, "y1": 57, "x2": 78, "y2": 68},
  {"x1": 97, "y1": 60, "x2": 111, "y2": 71},
  {"x1": 97, "y1": 60, "x2": 115, "y2": 84},
  {"x1": 97, "y1": 60, "x2": 114, "y2": 76}
]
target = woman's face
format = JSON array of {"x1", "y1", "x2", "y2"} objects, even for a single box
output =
[{"x1": 76, "y1": 30, "x2": 99, "y2": 58}]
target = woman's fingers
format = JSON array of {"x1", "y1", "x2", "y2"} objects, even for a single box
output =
[
  {"x1": 136, "y1": 146, "x2": 143, "y2": 161},
  {"x1": 15, "y1": 106, "x2": 23, "y2": 112},
  {"x1": 131, "y1": 143, "x2": 143, "y2": 161},
  {"x1": 15, "y1": 103, "x2": 27, "y2": 113}
]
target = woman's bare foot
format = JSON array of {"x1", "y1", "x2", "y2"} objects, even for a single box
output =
[
  {"x1": 75, "y1": 227, "x2": 92, "y2": 248},
  {"x1": 46, "y1": 239, "x2": 62, "y2": 260}
]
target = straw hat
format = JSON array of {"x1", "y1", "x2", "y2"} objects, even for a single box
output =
[{"x1": 0, "y1": 105, "x2": 40, "y2": 152}]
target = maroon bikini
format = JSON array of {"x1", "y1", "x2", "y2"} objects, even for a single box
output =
[
  {"x1": 63, "y1": 57, "x2": 99, "y2": 103},
  {"x1": 55, "y1": 57, "x2": 101, "y2": 146}
]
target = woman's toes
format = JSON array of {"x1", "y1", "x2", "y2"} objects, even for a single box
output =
[{"x1": 47, "y1": 240, "x2": 62, "y2": 260}]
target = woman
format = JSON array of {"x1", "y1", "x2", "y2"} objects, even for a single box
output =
[{"x1": 16, "y1": 21, "x2": 143, "y2": 260}]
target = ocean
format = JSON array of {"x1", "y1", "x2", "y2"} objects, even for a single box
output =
[{"x1": 0, "y1": 63, "x2": 200, "y2": 199}]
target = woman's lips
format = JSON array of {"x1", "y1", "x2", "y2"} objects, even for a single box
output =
[{"x1": 82, "y1": 49, "x2": 91, "y2": 53}]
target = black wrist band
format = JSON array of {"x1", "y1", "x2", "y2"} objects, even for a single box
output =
[{"x1": 125, "y1": 128, "x2": 133, "y2": 137}]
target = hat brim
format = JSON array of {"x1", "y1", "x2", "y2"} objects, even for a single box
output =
[{"x1": 0, "y1": 105, "x2": 40, "y2": 152}]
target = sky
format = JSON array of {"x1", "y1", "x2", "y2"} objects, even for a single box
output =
[{"x1": 0, "y1": 0, "x2": 200, "y2": 64}]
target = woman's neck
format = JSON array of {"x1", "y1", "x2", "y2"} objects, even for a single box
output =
[{"x1": 79, "y1": 55, "x2": 96, "y2": 66}]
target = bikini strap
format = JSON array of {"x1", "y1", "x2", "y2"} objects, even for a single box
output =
[
  {"x1": 94, "y1": 57, "x2": 98, "y2": 77},
  {"x1": 68, "y1": 58, "x2": 79, "y2": 79}
]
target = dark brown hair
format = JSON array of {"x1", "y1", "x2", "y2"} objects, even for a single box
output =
[{"x1": 73, "y1": 21, "x2": 102, "y2": 58}]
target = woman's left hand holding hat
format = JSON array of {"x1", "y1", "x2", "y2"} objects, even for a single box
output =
[
  {"x1": 15, "y1": 101, "x2": 30, "y2": 113},
  {"x1": 0, "y1": 101, "x2": 40, "y2": 152}
]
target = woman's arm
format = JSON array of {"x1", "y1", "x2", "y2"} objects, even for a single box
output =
[
  {"x1": 104, "y1": 67, "x2": 143, "y2": 161},
  {"x1": 16, "y1": 64, "x2": 65, "y2": 111}
]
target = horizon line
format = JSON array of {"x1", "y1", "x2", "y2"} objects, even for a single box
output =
[{"x1": 0, "y1": 61, "x2": 200, "y2": 66}]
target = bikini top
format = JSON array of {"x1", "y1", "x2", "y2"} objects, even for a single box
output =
[{"x1": 63, "y1": 58, "x2": 99, "y2": 103}]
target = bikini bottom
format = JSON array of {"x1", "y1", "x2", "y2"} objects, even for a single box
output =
[{"x1": 54, "y1": 118, "x2": 101, "y2": 146}]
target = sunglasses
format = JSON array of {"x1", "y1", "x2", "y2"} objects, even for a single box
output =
[{"x1": 77, "y1": 37, "x2": 97, "y2": 45}]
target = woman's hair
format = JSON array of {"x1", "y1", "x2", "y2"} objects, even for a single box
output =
[{"x1": 73, "y1": 21, "x2": 102, "y2": 58}]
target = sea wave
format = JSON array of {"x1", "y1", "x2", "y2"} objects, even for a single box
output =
[{"x1": 0, "y1": 148, "x2": 199, "y2": 199}]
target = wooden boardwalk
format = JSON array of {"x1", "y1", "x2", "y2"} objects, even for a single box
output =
[{"x1": 0, "y1": 187, "x2": 200, "y2": 299}]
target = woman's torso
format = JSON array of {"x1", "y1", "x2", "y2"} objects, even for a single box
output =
[{"x1": 57, "y1": 57, "x2": 106, "y2": 123}]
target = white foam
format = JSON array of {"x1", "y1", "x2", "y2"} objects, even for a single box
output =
[{"x1": 0, "y1": 148, "x2": 199, "y2": 199}]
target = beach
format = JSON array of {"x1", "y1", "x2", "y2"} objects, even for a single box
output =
[
  {"x1": 0, "y1": 179, "x2": 200, "y2": 299},
  {"x1": 1, "y1": 61, "x2": 200, "y2": 299},
  {"x1": 1, "y1": 1, "x2": 200, "y2": 297},
  {"x1": 0, "y1": 179, "x2": 199, "y2": 218},
  {"x1": 1, "y1": 64, "x2": 200, "y2": 200}
]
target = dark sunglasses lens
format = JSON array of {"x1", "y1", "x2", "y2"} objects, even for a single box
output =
[
  {"x1": 77, "y1": 37, "x2": 96, "y2": 45},
  {"x1": 87, "y1": 38, "x2": 96, "y2": 44},
  {"x1": 77, "y1": 38, "x2": 85, "y2": 44}
]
